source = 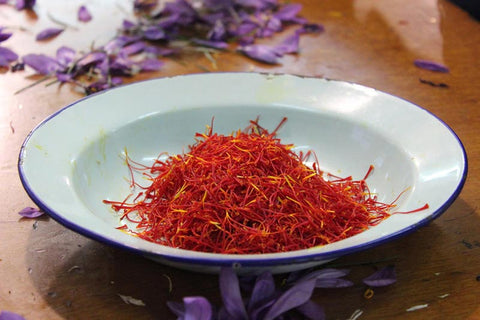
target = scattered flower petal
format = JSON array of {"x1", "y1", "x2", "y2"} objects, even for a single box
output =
[
  {"x1": 183, "y1": 296, "x2": 213, "y2": 320},
  {"x1": 18, "y1": 207, "x2": 44, "y2": 218},
  {"x1": 23, "y1": 54, "x2": 60, "y2": 75},
  {"x1": 296, "y1": 300, "x2": 326, "y2": 320},
  {"x1": 263, "y1": 277, "x2": 317, "y2": 320},
  {"x1": 238, "y1": 44, "x2": 281, "y2": 64},
  {"x1": 55, "y1": 46, "x2": 76, "y2": 66},
  {"x1": 247, "y1": 271, "x2": 276, "y2": 315},
  {"x1": 137, "y1": 58, "x2": 164, "y2": 71},
  {"x1": 118, "y1": 294, "x2": 146, "y2": 306},
  {"x1": 0, "y1": 311, "x2": 26, "y2": 320},
  {"x1": 0, "y1": 47, "x2": 19, "y2": 67},
  {"x1": 414, "y1": 59, "x2": 449, "y2": 73},
  {"x1": 274, "y1": 31, "x2": 300, "y2": 55},
  {"x1": 362, "y1": 265, "x2": 397, "y2": 287},
  {"x1": 36, "y1": 28, "x2": 64, "y2": 41},
  {"x1": 219, "y1": 268, "x2": 248, "y2": 319},
  {"x1": 0, "y1": 31, "x2": 12, "y2": 43},
  {"x1": 15, "y1": 0, "x2": 35, "y2": 10},
  {"x1": 274, "y1": 3, "x2": 303, "y2": 21},
  {"x1": 78, "y1": 5, "x2": 92, "y2": 22}
]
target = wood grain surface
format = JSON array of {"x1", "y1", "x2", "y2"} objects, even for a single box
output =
[{"x1": 0, "y1": 0, "x2": 479, "y2": 319}]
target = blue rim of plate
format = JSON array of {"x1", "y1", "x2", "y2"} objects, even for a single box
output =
[{"x1": 18, "y1": 72, "x2": 468, "y2": 268}]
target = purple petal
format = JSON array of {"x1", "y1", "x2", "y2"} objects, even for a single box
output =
[
  {"x1": 219, "y1": 268, "x2": 248, "y2": 320},
  {"x1": 0, "y1": 47, "x2": 19, "y2": 64},
  {"x1": 192, "y1": 38, "x2": 228, "y2": 50},
  {"x1": 144, "y1": 45, "x2": 176, "y2": 56},
  {"x1": 78, "y1": 5, "x2": 92, "y2": 22},
  {"x1": 315, "y1": 278, "x2": 354, "y2": 288},
  {"x1": 137, "y1": 58, "x2": 163, "y2": 71},
  {"x1": 55, "y1": 72, "x2": 73, "y2": 82},
  {"x1": 274, "y1": 32, "x2": 300, "y2": 55},
  {"x1": 15, "y1": 0, "x2": 35, "y2": 10},
  {"x1": 207, "y1": 19, "x2": 227, "y2": 41},
  {"x1": 122, "y1": 19, "x2": 136, "y2": 30},
  {"x1": 56, "y1": 46, "x2": 75, "y2": 66},
  {"x1": 296, "y1": 300, "x2": 325, "y2": 320},
  {"x1": 274, "y1": 3, "x2": 302, "y2": 21},
  {"x1": 143, "y1": 26, "x2": 166, "y2": 40},
  {"x1": 263, "y1": 278, "x2": 317, "y2": 320},
  {"x1": 18, "y1": 207, "x2": 44, "y2": 218},
  {"x1": 23, "y1": 54, "x2": 60, "y2": 75},
  {"x1": 36, "y1": 28, "x2": 64, "y2": 41},
  {"x1": 166, "y1": 301, "x2": 185, "y2": 317},
  {"x1": 183, "y1": 296, "x2": 213, "y2": 320},
  {"x1": 119, "y1": 41, "x2": 146, "y2": 56},
  {"x1": 162, "y1": 0, "x2": 197, "y2": 26},
  {"x1": 238, "y1": 44, "x2": 281, "y2": 64},
  {"x1": 0, "y1": 31, "x2": 13, "y2": 43},
  {"x1": 0, "y1": 311, "x2": 26, "y2": 320},
  {"x1": 77, "y1": 51, "x2": 107, "y2": 68},
  {"x1": 233, "y1": 21, "x2": 258, "y2": 37},
  {"x1": 247, "y1": 271, "x2": 276, "y2": 314},
  {"x1": 297, "y1": 268, "x2": 350, "y2": 282},
  {"x1": 134, "y1": 0, "x2": 158, "y2": 11},
  {"x1": 362, "y1": 265, "x2": 397, "y2": 287},
  {"x1": 414, "y1": 59, "x2": 449, "y2": 73}
]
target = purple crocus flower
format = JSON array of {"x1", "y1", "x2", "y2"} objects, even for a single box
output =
[
  {"x1": 414, "y1": 59, "x2": 449, "y2": 73},
  {"x1": 0, "y1": 311, "x2": 26, "y2": 320},
  {"x1": 363, "y1": 265, "x2": 397, "y2": 287},
  {"x1": 36, "y1": 28, "x2": 64, "y2": 41},
  {"x1": 78, "y1": 5, "x2": 92, "y2": 22},
  {"x1": 18, "y1": 206, "x2": 44, "y2": 218}
]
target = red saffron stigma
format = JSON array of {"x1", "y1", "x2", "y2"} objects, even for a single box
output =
[{"x1": 104, "y1": 118, "x2": 428, "y2": 254}]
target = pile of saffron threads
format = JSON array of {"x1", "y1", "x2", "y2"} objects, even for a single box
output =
[{"x1": 104, "y1": 118, "x2": 397, "y2": 254}]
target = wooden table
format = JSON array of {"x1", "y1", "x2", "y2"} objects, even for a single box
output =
[{"x1": 1, "y1": 1, "x2": 479, "y2": 319}]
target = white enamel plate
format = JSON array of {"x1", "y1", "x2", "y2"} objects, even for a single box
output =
[{"x1": 19, "y1": 73, "x2": 467, "y2": 274}]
